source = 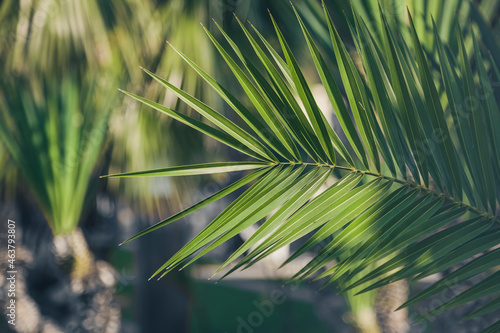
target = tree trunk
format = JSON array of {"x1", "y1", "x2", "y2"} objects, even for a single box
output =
[
  {"x1": 53, "y1": 228, "x2": 96, "y2": 293},
  {"x1": 375, "y1": 280, "x2": 410, "y2": 333},
  {"x1": 51, "y1": 228, "x2": 121, "y2": 332},
  {"x1": 351, "y1": 307, "x2": 381, "y2": 333}
]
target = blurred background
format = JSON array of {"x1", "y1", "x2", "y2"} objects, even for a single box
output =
[{"x1": 0, "y1": 0, "x2": 499, "y2": 332}]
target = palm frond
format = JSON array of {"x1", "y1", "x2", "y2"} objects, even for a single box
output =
[{"x1": 115, "y1": 3, "x2": 500, "y2": 327}]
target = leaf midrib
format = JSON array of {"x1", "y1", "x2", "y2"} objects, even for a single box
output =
[{"x1": 275, "y1": 161, "x2": 499, "y2": 223}]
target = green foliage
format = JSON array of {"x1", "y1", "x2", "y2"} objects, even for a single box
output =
[
  {"x1": 0, "y1": 0, "x2": 217, "y2": 231},
  {"x1": 115, "y1": 2, "x2": 500, "y2": 328},
  {"x1": 0, "y1": 74, "x2": 113, "y2": 234},
  {"x1": 105, "y1": 0, "x2": 220, "y2": 216},
  {"x1": 0, "y1": 0, "x2": 132, "y2": 234}
]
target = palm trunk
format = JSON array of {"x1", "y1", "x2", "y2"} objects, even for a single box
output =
[
  {"x1": 344, "y1": 284, "x2": 381, "y2": 333},
  {"x1": 53, "y1": 228, "x2": 96, "y2": 292},
  {"x1": 375, "y1": 280, "x2": 410, "y2": 333},
  {"x1": 52, "y1": 227, "x2": 121, "y2": 332},
  {"x1": 351, "y1": 307, "x2": 381, "y2": 333}
]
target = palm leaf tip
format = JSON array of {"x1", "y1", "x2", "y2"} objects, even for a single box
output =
[{"x1": 102, "y1": 162, "x2": 271, "y2": 178}]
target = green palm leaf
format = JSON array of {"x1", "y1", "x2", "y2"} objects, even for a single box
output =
[{"x1": 113, "y1": 3, "x2": 500, "y2": 327}]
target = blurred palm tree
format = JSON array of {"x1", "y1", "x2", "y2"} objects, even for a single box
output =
[
  {"x1": 0, "y1": 0, "x2": 221, "y2": 271},
  {"x1": 0, "y1": 1, "x2": 219, "y2": 331},
  {"x1": 1, "y1": 0, "x2": 119, "y2": 284}
]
